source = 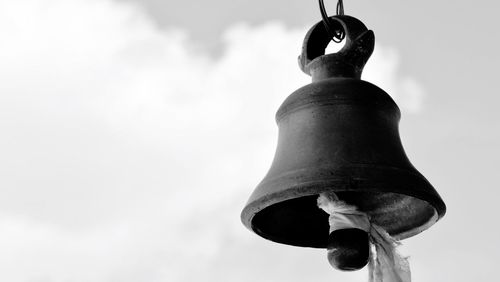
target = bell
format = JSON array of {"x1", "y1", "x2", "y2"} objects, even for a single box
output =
[{"x1": 241, "y1": 15, "x2": 446, "y2": 253}]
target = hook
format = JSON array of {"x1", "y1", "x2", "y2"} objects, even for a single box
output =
[{"x1": 319, "y1": 0, "x2": 345, "y2": 43}]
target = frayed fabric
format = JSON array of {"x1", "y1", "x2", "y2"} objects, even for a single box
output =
[{"x1": 318, "y1": 193, "x2": 411, "y2": 282}]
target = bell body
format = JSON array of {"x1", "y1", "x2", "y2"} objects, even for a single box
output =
[
  {"x1": 241, "y1": 15, "x2": 445, "y2": 249},
  {"x1": 242, "y1": 76, "x2": 444, "y2": 248}
]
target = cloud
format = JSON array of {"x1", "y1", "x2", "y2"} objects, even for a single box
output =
[
  {"x1": 363, "y1": 47, "x2": 425, "y2": 113},
  {"x1": 0, "y1": 0, "x2": 425, "y2": 281}
]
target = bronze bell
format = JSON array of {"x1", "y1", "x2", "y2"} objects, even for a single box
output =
[{"x1": 241, "y1": 15, "x2": 446, "y2": 254}]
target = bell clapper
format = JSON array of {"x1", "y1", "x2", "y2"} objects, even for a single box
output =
[
  {"x1": 317, "y1": 193, "x2": 371, "y2": 271},
  {"x1": 327, "y1": 228, "x2": 370, "y2": 271}
]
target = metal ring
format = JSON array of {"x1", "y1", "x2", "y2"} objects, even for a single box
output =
[{"x1": 319, "y1": 0, "x2": 345, "y2": 43}]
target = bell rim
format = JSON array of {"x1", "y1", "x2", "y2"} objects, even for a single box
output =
[{"x1": 241, "y1": 166, "x2": 446, "y2": 247}]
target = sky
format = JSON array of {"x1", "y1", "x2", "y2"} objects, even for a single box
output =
[{"x1": 0, "y1": 0, "x2": 499, "y2": 281}]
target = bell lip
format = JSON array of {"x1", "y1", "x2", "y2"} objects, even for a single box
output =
[
  {"x1": 240, "y1": 167, "x2": 446, "y2": 247},
  {"x1": 241, "y1": 186, "x2": 445, "y2": 247}
]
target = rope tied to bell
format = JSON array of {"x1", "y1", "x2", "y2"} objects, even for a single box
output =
[{"x1": 317, "y1": 192, "x2": 411, "y2": 282}]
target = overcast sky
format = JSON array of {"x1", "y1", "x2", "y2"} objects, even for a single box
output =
[{"x1": 0, "y1": 0, "x2": 499, "y2": 281}]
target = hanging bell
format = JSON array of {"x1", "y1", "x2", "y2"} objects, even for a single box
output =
[{"x1": 240, "y1": 15, "x2": 446, "y2": 266}]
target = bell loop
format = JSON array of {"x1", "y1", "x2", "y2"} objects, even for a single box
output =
[{"x1": 299, "y1": 15, "x2": 375, "y2": 81}]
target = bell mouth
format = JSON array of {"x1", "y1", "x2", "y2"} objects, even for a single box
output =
[{"x1": 246, "y1": 191, "x2": 440, "y2": 248}]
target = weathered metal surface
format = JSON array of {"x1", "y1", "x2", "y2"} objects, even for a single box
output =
[{"x1": 241, "y1": 15, "x2": 446, "y2": 249}]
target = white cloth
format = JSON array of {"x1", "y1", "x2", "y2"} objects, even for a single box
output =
[{"x1": 317, "y1": 193, "x2": 411, "y2": 282}]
